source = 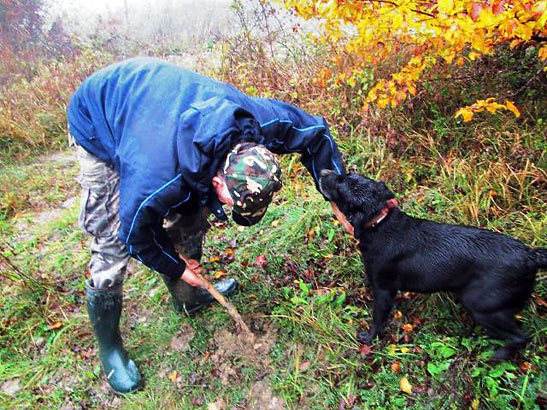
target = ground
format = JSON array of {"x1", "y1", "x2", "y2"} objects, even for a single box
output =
[{"x1": 0, "y1": 146, "x2": 545, "y2": 409}]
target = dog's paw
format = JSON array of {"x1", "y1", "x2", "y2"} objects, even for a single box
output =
[
  {"x1": 357, "y1": 329, "x2": 374, "y2": 345},
  {"x1": 488, "y1": 348, "x2": 513, "y2": 363}
]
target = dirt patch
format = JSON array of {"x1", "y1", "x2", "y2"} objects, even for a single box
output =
[
  {"x1": 247, "y1": 380, "x2": 285, "y2": 410},
  {"x1": 39, "y1": 151, "x2": 76, "y2": 165},
  {"x1": 170, "y1": 323, "x2": 195, "y2": 352},
  {"x1": 205, "y1": 318, "x2": 285, "y2": 408},
  {"x1": 210, "y1": 319, "x2": 277, "y2": 366}
]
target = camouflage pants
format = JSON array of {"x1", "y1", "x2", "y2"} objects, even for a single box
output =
[{"x1": 73, "y1": 141, "x2": 210, "y2": 289}]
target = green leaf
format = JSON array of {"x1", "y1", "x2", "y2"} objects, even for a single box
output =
[
  {"x1": 282, "y1": 287, "x2": 291, "y2": 299},
  {"x1": 316, "y1": 292, "x2": 334, "y2": 305},
  {"x1": 471, "y1": 367, "x2": 482, "y2": 377},
  {"x1": 439, "y1": 346, "x2": 456, "y2": 358},
  {"x1": 334, "y1": 292, "x2": 346, "y2": 307},
  {"x1": 489, "y1": 366, "x2": 506, "y2": 378},
  {"x1": 290, "y1": 296, "x2": 307, "y2": 306},
  {"x1": 299, "y1": 280, "x2": 310, "y2": 296},
  {"x1": 427, "y1": 361, "x2": 450, "y2": 375}
]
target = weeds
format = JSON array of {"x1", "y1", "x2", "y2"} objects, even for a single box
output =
[{"x1": 0, "y1": 1, "x2": 545, "y2": 408}]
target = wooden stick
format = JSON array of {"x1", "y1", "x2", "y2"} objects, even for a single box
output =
[
  {"x1": 198, "y1": 275, "x2": 255, "y2": 343},
  {"x1": 180, "y1": 256, "x2": 255, "y2": 343}
]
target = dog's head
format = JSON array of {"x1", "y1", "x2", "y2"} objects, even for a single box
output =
[{"x1": 319, "y1": 170, "x2": 395, "y2": 237}]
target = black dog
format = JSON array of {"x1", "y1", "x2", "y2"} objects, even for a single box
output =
[{"x1": 319, "y1": 170, "x2": 546, "y2": 360}]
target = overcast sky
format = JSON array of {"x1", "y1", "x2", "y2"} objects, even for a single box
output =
[
  {"x1": 45, "y1": 0, "x2": 231, "y2": 16},
  {"x1": 42, "y1": 0, "x2": 235, "y2": 42}
]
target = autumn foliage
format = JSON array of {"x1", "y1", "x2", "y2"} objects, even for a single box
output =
[{"x1": 280, "y1": 0, "x2": 546, "y2": 121}]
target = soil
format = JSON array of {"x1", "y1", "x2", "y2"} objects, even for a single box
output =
[{"x1": 208, "y1": 318, "x2": 285, "y2": 408}]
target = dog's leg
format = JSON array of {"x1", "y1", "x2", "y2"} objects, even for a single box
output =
[
  {"x1": 472, "y1": 310, "x2": 528, "y2": 361},
  {"x1": 358, "y1": 287, "x2": 396, "y2": 344}
]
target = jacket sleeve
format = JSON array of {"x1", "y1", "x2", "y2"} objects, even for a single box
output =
[
  {"x1": 118, "y1": 170, "x2": 191, "y2": 279},
  {"x1": 257, "y1": 99, "x2": 345, "y2": 188}
]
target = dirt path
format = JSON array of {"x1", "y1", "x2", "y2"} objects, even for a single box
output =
[{"x1": 14, "y1": 150, "x2": 78, "y2": 236}]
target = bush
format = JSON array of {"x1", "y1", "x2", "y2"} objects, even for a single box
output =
[{"x1": 0, "y1": 49, "x2": 115, "y2": 163}]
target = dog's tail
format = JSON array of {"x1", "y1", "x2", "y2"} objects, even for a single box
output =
[{"x1": 529, "y1": 248, "x2": 547, "y2": 270}]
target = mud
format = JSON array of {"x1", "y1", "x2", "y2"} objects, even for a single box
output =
[{"x1": 208, "y1": 318, "x2": 284, "y2": 407}]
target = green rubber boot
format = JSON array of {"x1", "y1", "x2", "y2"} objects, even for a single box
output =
[{"x1": 85, "y1": 280, "x2": 142, "y2": 393}]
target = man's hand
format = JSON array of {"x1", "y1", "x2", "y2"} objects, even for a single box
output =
[
  {"x1": 181, "y1": 259, "x2": 207, "y2": 287},
  {"x1": 331, "y1": 201, "x2": 354, "y2": 236}
]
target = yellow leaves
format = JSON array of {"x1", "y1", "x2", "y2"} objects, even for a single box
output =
[
  {"x1": 213, "y1": 270, "x2": 226, "y2": 279},
  {"x1": 168, "y1": 370, "x2": 179, "y2": 382},
  {"x1": 471, "y1": 397, "x2": 480, "y2": 409},
  {"x1": 535, "y1": 1, "x2": 547, "y2": 27},
  {"x1": 280, "y1": 0, "x2": 545, "y2": 114},
  {"x1": 346, "y1": 76, "x2": 357, "y2": 88},
  {"x1": 48, "y1": 321, "x2": 62, "y2": 330},
  {"x1": 438, "y1": 0, "x2": 455, "y2": 14},
  {"x1": 366, "y1": 55, "x2": 428, "y2": 109},
  {"x1": 399, "y1": 376, "x2": 413, "y2": 394},
  {"x1": 455, "y1": 98, "x2": 520, "y2": 122},
  {"x1": 504, "y1": 100, "x2": 520, "y2": 118},
  {"x1": 455, "y1": 108, "x2": 475, "y2": 122},
  {"x1": 313, "y1": 67, "x2": 332, "y2": 87},
  {"x1": 468, "y1": 51, "x2": 481, "y2": 61}
]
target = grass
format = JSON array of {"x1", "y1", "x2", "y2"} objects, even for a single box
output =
[{"x1": 0, "y1": 117, "x2": 545, "y2": 408}]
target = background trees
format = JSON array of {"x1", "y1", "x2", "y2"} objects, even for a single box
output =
[{"x1": 280, "y1": 0, "x2": 546, "y2": 121}]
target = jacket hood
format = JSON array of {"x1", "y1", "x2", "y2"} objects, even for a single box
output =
[{"x1": 176, "y1": 96, "x2": 262, "y2": 208}]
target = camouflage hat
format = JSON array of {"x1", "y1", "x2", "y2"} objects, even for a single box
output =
[{"x1": 221, "y1": 142, "x2": 282, "y2": 226}]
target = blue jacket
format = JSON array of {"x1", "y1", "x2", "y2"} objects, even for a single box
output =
[{"x1": 67, "y1": 58, "x2": 345, "y2": 278}]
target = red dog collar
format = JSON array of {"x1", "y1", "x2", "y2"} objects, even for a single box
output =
[{"x1": 364, "y1": 198, "x2": 398, "y2": 229}]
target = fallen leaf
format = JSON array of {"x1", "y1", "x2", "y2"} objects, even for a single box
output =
[
  {"x1": 471, "y1": 397, "x2": 480, "y2": 409},
  {"x1": 394, "y1": 310, "x2": 403, "y2": 319},
  {"x1": 199, "y1": 351, "x2": 211, "y2": 366},
  {"x1": 391, "y1": 362, "x2": 401, "y2": 373},
  {"x1": 48, "y1": 321, "x2": 62, "y2": 330},
  {"x1": 359, "y1": 344, "x2": 372, "y2": 356},
  {"x1": 254, "y1": 255, "x2": 267, "y2": 268},
  {"x1": 400, "y1": 347, "x2": 410, "y2": 354},
  {"x1": 271, "y1": 220, "x2": 280, "y2": 227},
  {"x1": 402, "y1": 323, "x2": 413, "y2": 332},
  {"x1": 209, "y1": 256, "x2": 220, "y2": 263},
  {"x1": 399, "y1": 376, "x2": 412, "y2": 394},
  {"x1": 519, "y1": 361, "x2": 533, "y2": 372},
  {"x1": 213, "y1": 270, "x2": 226, "y2": 279},
  {"x1": 168, "y1": 370, "x2": 179, "y2": 382},
  {"x1": 299, "y1": 361, "x2": 311, "y2": 371},
  {"x1": 533, "y1": 295, "x2": 547, "y2": 307}
]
